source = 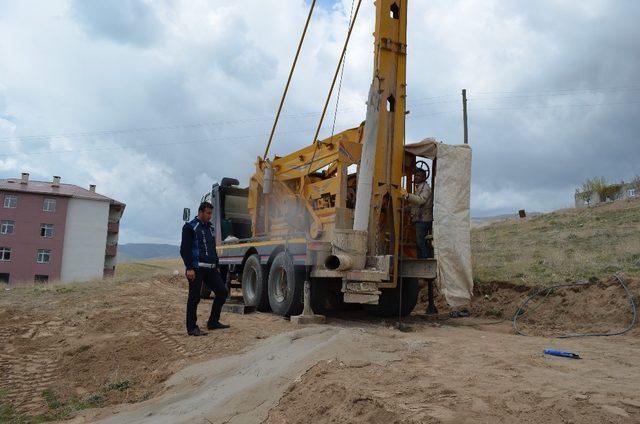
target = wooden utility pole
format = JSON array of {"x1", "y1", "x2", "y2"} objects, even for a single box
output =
[{"x1": 462, "y1": 88, "x2": 468, "y2": 144}]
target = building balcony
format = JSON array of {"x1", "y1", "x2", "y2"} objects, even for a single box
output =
[
  {"x1": 105, "y1": 244, "x2": 118, "y2": 256},
  {"x1": 107, "y1": 221, "x2": 120, "y2": 233}
]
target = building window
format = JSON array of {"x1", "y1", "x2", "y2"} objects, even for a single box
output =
[
  {"x1": 0, "y1": 247, "x2": 11, "y2": 261},
  {"x1": 34, "y1": 275, "x2": 49, "y2": 283},
  {"x1": 36, "y1": 249, "x2": 51, "y2": 264},
  {"x1": 0, "y1": 273, "x2": 9, "y2": 284},
  {"x1": 1, "y1": 220, "x2": 15, "y2": 235},
  {"x1": 43, "y1": 198, "x2": 56, "y2": 212},
  {"x1": 3, "y1": 194, "x2": 17, "y2": 208},
  {"x1": 629, "y1": 189, "x2": 637, "y2": 198},
  {"x1": 40, "y1": 224, "x2": 54, "y2": 238}
]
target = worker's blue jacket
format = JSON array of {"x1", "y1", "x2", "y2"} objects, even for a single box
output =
[{"x1": 180, "y1": 217, "x2": 218, "y2": 270}]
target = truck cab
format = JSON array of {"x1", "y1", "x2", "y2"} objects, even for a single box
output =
[{"x1": 201, "y1": 178, "x2": 252, "y2": 245}]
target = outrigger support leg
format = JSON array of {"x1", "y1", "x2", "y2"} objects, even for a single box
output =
[{"x1": 291, "y1": 279, "x2": 326, "y2": 325}]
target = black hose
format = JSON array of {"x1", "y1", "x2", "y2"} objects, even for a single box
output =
[{"x1": 512, "y1": 275, "x2": 637, "y2": 338}]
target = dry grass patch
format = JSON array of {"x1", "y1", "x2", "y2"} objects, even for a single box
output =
[{"x1": 472, "y1": 198, "x2": 640, "y2": 284}]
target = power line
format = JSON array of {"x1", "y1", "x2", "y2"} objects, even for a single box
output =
[
  {"x1": 474, "y1": 86, "x2": 640, "y2": 95},
  {"x1": 0, "y1": 129, "x2": 313, "y2": 158},
  {"x1": 470, "y1": 100, "x2": 640, "y2": 111},
  {"x1": 408, "y1": 99, "x2": 640, "y2": 115},
  {"x1": 1, "y1": 87, "x2": 638, "y2": 145},
  {"x1": 409, "y1": 110, "x2": 460, "y2": 118},
  {"x1": 3, "y1": 96, "x2": 638, "y2": 157},
  {"x1": 406, "y1": 99, "x2": 640, "y2": 120},
  {"x1": 410, "y1": 98, "x2": 460, "y2": 107},
  {"x1": 0, "y1": 96, "x2": 456, "y2": 145},
  {"x1": 0, "y1": 112, "x2": 327, "y2": 144},
  {"x1": 470, "y1": 89, "x2": 640, "y2": 102}
]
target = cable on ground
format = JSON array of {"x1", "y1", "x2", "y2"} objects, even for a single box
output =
[{"x1": 512, "y1": 274, "x2": 637, "y2": 338}]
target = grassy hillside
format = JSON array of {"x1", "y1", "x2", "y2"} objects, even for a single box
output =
[
  {"x1": 112, "y1": 201, "x2": 640, "y2": 287},
  {"x1": 116, "y1": 258, "x2": 182, "y2": 280},
  {"x1": 117, "y1": 243, "x2": 179, "y2": 262},
  {"x1": 472, "y1": 198, "x2": 640, "y2": 284}
]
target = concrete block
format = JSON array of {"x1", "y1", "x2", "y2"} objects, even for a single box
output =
[{"x1": 290, "y1": 314, "x2": 326, "y2": 325}]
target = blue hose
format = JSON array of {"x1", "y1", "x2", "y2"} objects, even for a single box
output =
[{"x1": 544, "y1": 349, "x2": 581, "y2": 359}]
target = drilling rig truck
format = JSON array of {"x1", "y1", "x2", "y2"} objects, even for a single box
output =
[{"x1": 190, "y1": 0, "x2": 473, "y2": 317}]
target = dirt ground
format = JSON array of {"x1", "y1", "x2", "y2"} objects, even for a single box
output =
[
  {"x1": 1, "y1": 275, "x2": 639, "y2": 423},
  {"x1": 0, "y1": 275, "x2": 291, "y2": 421}
]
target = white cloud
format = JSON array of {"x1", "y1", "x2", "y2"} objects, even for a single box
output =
[{"x1": 0, "y1": 0, "x2": 638, "y2": 242}]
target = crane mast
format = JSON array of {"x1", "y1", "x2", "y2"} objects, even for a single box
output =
[{"x1": 363, "y1": 0, "x2": 407, "y2": 262}]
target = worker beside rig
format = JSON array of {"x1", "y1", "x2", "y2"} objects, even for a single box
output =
[
  {"x1": 180, "y1": 202, "x2": 230, "y2": 336},
  {"x1": 404, "y1": 166, "x2": 434, "y2": 260}
]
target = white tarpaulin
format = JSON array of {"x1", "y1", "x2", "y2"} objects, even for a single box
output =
[{"x1": 405, "y1": 140, "x2": 473, "y2": 307}]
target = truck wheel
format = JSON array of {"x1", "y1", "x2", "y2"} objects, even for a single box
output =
[
  {"x1": 268, "y1": 252, "x2": 304, "y2": 316},
  {"x1": 242, "y1": 254, "x2": 270, "y2": 311},
  {"x1": 365, "y1": 277, "x2": 419, "y2": 317}
]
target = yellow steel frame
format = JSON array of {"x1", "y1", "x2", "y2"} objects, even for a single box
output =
[
  {"x1": 368, "y1": 0, "x2": 407, "y2": 286},
  {"x1": 248, "y1": 0, "x2": 408, "y2": 286},
  {"x1": 249, "y1": 126, "x2": 364, "y2": 239}
]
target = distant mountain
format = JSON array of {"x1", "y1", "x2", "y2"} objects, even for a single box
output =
[{"x1": 118, "y1": 243, "x2": 180, "y2": 262}]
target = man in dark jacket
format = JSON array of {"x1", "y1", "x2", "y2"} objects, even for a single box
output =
[{"x1": 180, "y1": 201, "x2": 229, "y2": 336}]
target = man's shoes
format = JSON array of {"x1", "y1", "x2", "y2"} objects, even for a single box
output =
[
  {"x1": 207, "y1": 322, "x2": 230, "y2": 330},
  {"x1": 449, "y1": 309, "x2": 470, "y2": 318},
  {"x1": 187, "y1": 326, "x2": 208, "y2": 336}
]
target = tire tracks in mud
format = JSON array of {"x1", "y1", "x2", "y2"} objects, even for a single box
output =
[
  {"x1": 0, "y1": 321, "x2": 66, "y2": 413},
  {"x1": 0, "y1": 275, "x2": 292, "y2": 418},
  {"x1": 139, "y1": 279, "x2": 221, "y2": 358},
  {"x1": 140, "y1": 279, "x2": 191, "y2": 357}
]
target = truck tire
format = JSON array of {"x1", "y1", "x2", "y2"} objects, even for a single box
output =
[
  {"x1": 365, "y1": 277, "x2": 419, "y2": 317},
  {"x1": 268, "y1": 252, "x2": 304, "y2": 316},
  {"x1": 242, "y1": 254, "x2": 270, "y2": 311}
]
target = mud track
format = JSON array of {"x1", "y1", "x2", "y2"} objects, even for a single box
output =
[{"x1": 1, "y1": 275, "x2": 638, "y2": 423}]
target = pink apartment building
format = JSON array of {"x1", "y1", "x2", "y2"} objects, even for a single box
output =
[{"x1": 0, "y1": 173, "x2": 125, "y2": 285}]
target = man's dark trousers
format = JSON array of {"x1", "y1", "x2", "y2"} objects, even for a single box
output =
[
  {"x1": 415, "y1": 221, "x2": 433, "y2": 259},
  {"x1": 186, "y1": 268, "x2": 228, "y2": 332}
]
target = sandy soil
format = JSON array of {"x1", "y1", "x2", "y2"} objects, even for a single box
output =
[
  {"x1": 0, "y1": 276, "x2": 290, "y2": 417},
  {"x1": 266, "y1": 315, "x2": 640, "y2": 423},
  {"x1": 1, "y1": 275, "x2": 638, "y2": 423}
]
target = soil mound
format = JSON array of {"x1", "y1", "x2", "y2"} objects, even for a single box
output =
[{"x1": 469, "y1": 276, "x2": 639, "y2": 337}]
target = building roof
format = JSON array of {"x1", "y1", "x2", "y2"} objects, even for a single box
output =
[{"x1": 0, "y1": 178, "x2": 125, "y2": 207}]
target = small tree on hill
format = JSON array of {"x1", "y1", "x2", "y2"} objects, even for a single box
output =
[
  {"x1": 578, "y1": 177, "x2": 608, "y2": 204},
  {"x1": 601, "y1": 182, "x2": 623, "y2": 201}
]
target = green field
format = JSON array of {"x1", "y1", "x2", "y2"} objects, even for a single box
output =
[{"x1": 472, "y1": 198, "x2": 640, "y2": 284}]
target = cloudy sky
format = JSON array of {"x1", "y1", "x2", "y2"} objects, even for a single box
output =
[{"x1": 0, "y1": 0, "x2": 638, "y2": 244}]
